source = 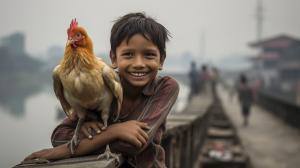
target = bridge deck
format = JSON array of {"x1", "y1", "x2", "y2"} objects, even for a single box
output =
[{"x1": 219, "y1": 86, "x2": 300, "y2": 168}]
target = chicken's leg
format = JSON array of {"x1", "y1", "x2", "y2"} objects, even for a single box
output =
[
  {"x1": 97, "y1": 145, "x2": 119, "y2": 161},
  {"x1": 69, "y1": 117, "x2": 84, "y2": 155},
  {"x1": 96, "y1": 116, "x2": 120, "y2": 165}
]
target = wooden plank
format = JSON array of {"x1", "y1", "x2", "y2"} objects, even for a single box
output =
[{"x1": 14, "y1": 155, "x2": 123, "y2": 168}]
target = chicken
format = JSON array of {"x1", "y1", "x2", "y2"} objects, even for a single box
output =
[{"x1": 52, "y1": 19, "x2": 123, "y2": 160}]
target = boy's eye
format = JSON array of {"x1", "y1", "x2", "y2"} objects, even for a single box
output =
[
  {"x1": 122, "y1": 52, "x2": 134, "y2": 58},
  {"x1": 144, "y1": 52, "x2": 156, "y2": 59}
]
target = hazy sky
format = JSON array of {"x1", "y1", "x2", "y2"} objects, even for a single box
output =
[{"x1": 1, "y1": 0, "x2": 300, "y2": 62}]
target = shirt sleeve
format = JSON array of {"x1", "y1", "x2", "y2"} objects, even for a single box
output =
[
  {"x1": 51, "y1": 117, "x2": 86, "y2": 147},
  {"x1": 110, "y1": 77, "x2": 180, "y2": 156}
]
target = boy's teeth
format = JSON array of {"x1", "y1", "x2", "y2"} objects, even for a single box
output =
[{"x1": 131, "y1": 72, "x2": 146, "y2": 77}]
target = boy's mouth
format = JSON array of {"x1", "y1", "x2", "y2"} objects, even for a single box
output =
[
  {"x1": 130, "y1": 72, "x2": 147, "y2": 77},
  {"x1": 128, "y1": 71, "x2": 151, "y2": 80}
]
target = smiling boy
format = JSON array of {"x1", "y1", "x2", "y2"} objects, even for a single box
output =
[{"x1": 24, "y1": 12, "x2": 179, "y2": 168}]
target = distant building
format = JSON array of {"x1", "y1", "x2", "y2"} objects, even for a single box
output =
[
  {"x1": 0, "y1": 32, "x2": 42, "y2": 72},
  {"x1": 1, "y1": 32, "x2": 25, "y2": 56},
  {"x1": 249, "y1": 34, "x2": 300, "y2": 104}
]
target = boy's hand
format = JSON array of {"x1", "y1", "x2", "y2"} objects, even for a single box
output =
[
  {"x1": 24, "y1": 144, "x2": 70, "y2": 161},
  {"x1": 80, "y1": 121, "x2": 103, "y2": 139},
  {"x1": 111, "y1": 120, "x2": 150, "y2": 147}
]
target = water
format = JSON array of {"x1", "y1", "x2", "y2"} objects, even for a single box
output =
[
  {"x1": 173, "y1": 81, "x2": 190, "y2": 113},
  {"x1": 0, "y1": 88, "x2": 60, "y2": 167},
  {"x1": 0, "y1": 76, "x2": 189, "y2": 168}
]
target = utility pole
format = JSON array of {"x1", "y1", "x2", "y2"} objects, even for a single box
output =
[
  {"x1": 200, "y1": 30, "x2": 206, "y2": 64},
  {"x1": 256, "y1": 0, "x2": 264, "y2": 41},
  {"x1": 255, "y1": 0, "x2": 265, "y2": 86}
]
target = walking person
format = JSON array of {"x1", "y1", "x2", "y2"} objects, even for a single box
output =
[
  {"x1": 237, "y1": 74, "x2": 254, "y2": 126},
  {"x1": 188, "y1": 61, "x2": 200, "y2": 99},
  {"x1": 199, "y1": 65, "x2": 210, "y2": 93}
]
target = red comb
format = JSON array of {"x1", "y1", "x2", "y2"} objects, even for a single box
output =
[
  {"x1": 67, "y1": 18, "x2": 78, "y2": 37},
  {"x1": 70, "y1": 18, "x2": 78, "y2": 29}
]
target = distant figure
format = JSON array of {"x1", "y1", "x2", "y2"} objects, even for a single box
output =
[
  {"x1": 210, "y1": 67, "x2": 219, "y2": 98},
  {"x1": 199, "y1": 65, "x2": 210, "y2": 92},
  {"x1": 188, "y1": 61, "x2": 200, "y2": 99},
  {"x1": 237, "y1": 74, "x2": 254, "y2": 126},
  {"x1": 252, "y1": 77, "x2": 263, "y2": 102}
]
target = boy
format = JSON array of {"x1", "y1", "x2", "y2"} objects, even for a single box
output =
[{"x1": 24, "y1": 12, "x2": 179, "y2": 168}]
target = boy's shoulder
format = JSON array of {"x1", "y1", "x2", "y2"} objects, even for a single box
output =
[
  {"x1": 159, "y1": 75, "x2": 178, "y2": 83},
  {"x1": 144, "y1": 76, "x2": 179, "y2": 96},
  {"x1": 156, "y1": 75, "x2": 180, "y2": 90}
]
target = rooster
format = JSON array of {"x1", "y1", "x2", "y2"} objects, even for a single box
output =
[{"x1": 53, "y1": 19, "x2": 123, "y2": 160}]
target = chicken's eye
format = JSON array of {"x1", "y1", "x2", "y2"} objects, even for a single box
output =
[{"x1": 76, "y1": 32, "x2": 82, "y2": 38}]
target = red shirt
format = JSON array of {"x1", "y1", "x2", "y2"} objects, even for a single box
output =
[{"x1": 51, "y1": 76, "x2": 179, "y2": 168}]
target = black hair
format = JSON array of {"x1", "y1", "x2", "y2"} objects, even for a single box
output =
[
  {"x1": 202, "y1": 65, "x2": 207, "y2": 71},
  {"x1": 110, "y1": 12, "x2": 170, "y2": 62},
  {"x1": 240, "y1": 73, "x2": 247, "y2": 84}
]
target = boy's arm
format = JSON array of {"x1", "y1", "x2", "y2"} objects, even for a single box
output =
[
  {"x1": 25, "y1": 124, "x2": 120, "y2": 161},
  {"x1": 110, "y1": 77, "x2": 180, "y2": 156},
  {"x1": 51, "y1": 117, "x2": 149, "y2": 146},
  {"x1": 25, "y1": 120, "x2": 148, "y2": 161},
  {"x1": 51, "y1": 118, "x2": 79, "y2": 147}
]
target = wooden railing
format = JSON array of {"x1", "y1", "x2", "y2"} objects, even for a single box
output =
[
  {"x1": 163, "y1": 93, "x2": 213, "y2": 168},
  {"x1": 257, "y1": 90, "x2": 300, "y2": 129}
]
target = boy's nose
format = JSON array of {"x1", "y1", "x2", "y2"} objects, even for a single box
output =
[{"x1": 132, "y1": 56, "x2": 145, "y2": 68}]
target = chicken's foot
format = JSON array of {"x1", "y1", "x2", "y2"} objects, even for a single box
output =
[
  {"x1": 69, "y1": 118, "x2": 84, "y2": 155},
  {"x1": 97, "y1": 145, "x2": 120, "y2": 165}
]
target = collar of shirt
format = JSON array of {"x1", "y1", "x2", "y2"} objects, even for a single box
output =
[{"x1": 142, "y1": 76, "x2": 161, "y2": 96}]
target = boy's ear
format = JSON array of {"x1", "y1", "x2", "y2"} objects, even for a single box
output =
[
  {"x1": 159, "y1": 57, "x2": 165, "y2": 70},
  {"x1": 109, "y1": 50, "x2": 117, "y2": 69},
  {"x1": 159, "y1": 64, "x2": 163, "y2": 70}
]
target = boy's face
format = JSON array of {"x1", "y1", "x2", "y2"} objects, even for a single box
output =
[{"x1": 111, "y1": 34, "x2": 162, "y2": 88}]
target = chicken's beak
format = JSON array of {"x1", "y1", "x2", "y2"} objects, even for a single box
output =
[
  {"x1": 67, "y1": 37, "x2": 78, "y2": 48},
  {"x1": 67, "y1": 38, "x2": 74, "y2": 45}
]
